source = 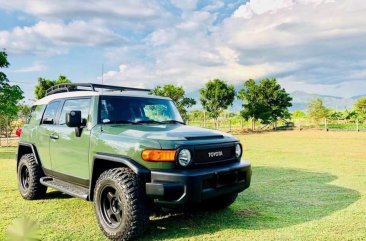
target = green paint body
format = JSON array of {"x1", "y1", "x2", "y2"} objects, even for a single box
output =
[{"x1": 20, "y1": 95, "x2": 239, "y2": 181}]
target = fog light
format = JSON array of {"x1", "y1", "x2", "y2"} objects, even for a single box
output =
[{"x1": 178, "y1": 149, "x2": 192, "y2": 167}]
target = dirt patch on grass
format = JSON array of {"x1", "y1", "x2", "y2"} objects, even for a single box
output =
[{"x1": 235, "y1": 209, "x2": 261, "y2": 217}]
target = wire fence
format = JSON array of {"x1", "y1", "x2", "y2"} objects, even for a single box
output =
[
  {"x1": 187, "y1": 117, "x2": 366, "y2": 133},
  {"x1": 0, "y1": 116, "x2": 22, "y2": 147},
  {"x1": 1, "y1": 117, "x2": 365, "y2": 148}
]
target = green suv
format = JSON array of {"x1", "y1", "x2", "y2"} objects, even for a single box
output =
[{"x1": 16, "y1": 83, "x2": 251, "y2": 240}]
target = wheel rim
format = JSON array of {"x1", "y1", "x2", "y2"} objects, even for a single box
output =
[
  {"x1": 99, "y1": 185, "x2": 123, "y2": 228},
  {"x1": 20, "y1": 165, "x2": 30, "y2": 191}
]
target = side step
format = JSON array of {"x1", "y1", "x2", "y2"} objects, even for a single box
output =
[{"x1": 40, "y1": 177, "x2": 89, "y2": 200}]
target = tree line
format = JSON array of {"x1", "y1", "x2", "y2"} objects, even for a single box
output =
[
  {"x1": 294, "y1": 97, "x2": 366, "y2": 125},
  {"x1": 4, "y1": 48, "x2": 365, "y2": 136},
  {"x1": 32, "y1": 77, "x2": 293, "y2": 130},
  {"x1": 0, "y1": 49, "x2": 293, "y2": 135}
]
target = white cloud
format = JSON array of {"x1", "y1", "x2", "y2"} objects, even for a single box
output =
[
  {"x1": 2, "y1": 0, "x2": 366, "y2": 98},
  {"x1": 12, "y1": 62, "x2": 46, "y2": 73},
  {"x1": 203, "y1": 1, "x2": 225, "y2": 12},
  {"x1": 233, "y1": 0, "x2": 332, "y2": 18},
  {"x1": 0, "y1": 20, "x2": 124, "y2": 55},
  {"x1": 0, "y1": 0, "x2": 162, "y2": 20},
  {"x1": 101, "y1": 0, "x2": 366, "y2": 97},
  {"x1": 170, "y1": 0, "x2": 199, "y2": 11}
]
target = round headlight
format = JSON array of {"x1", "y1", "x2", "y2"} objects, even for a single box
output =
[
  {"x1": 235, "y1": 143, "x2": 242, "y2": 158},
  {"x1": 178, "y1": 149, "x2": 192, "y2": 167}
]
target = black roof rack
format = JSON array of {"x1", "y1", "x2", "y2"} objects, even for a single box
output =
[{"x1": 45, "y1": 83, "x2": 151, "y2": 96}]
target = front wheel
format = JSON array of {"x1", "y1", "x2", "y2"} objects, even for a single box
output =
[{"x1": 94, "y1": 168, "x2": 149, "y2": 241}]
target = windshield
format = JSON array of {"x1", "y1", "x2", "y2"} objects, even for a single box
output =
[{"x1": 99, "y1": 96, "x2": 184, "y2": 124}]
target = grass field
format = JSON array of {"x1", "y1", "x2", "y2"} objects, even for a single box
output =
[{"x1": 1, "y1": 131, "x2": 365, "y2": 240}]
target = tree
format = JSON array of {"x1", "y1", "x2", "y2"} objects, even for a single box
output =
[
  {"x1": 199, "y1": 79, "x2": 235, "y2": 128},
  {"x1": 328, "y1": 110, "x2": 344, "y2": 120},
  {"x1": 354, "y1": 97, "x2": 366, "y2": 120},
  {"x1": 187, "y1": 110, "x2": 204, "y2": 121},
  {"x1": 150, "y1": 84, "x2": 196, "y2": 120},
  {"x1": 34, "y1": 75, "x2": 71, "y2": 99},
  {"x1": 0, "y1": 50, "x2": 24, "y2": 131},
  {"x1": 237, "y1": 79, "x2": 264, "y2": 130},
  {"x1": 307, "y1": 98, "x2": 329, "y2": 124},
  {"x1": 18, "y1": 103, "x2": 32, "y2": 121},
  {"x1": 237, "y1": 78, "x2": 292, "y2": 130},
  {"x1": 291, "y1": 110, "x2": 306, "y2": 119},
  {"x1": 258, "y1": 78, "x2": 292, "y2": 128}
]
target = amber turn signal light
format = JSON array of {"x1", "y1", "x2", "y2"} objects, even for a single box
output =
[{"x1": 141, "y1": 149, "x2": 176, "y2": 162}]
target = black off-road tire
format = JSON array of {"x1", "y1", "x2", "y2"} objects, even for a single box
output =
[
  {"x1": 202, "y1": 193, "x2": 238, "y2": 210},
  {"x1": 94, "y1": 168, "x2": 149, "y2": 241},
  {"x1": 17, "y1": 154, "x2": 47, "y2": 200}
]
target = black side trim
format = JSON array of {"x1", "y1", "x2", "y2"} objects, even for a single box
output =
[{"x1": 43, "y1": 168, "x2": 90, "y2": 188}]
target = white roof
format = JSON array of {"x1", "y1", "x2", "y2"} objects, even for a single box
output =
[{"x1": 34, "y1": 91, "x2": 170, "y2": 105}]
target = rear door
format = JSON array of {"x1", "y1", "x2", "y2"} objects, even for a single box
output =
[
  {"x1": 48, "y1": 97, "x2": 92, "y2": 186},
  {"x1": 36, "y1": 100, "x2": 62, "y2": 170}
]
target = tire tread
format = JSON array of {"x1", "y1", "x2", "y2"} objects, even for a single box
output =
[
  {"x1": 18, "y1": 153, "x2": 47, "y2": 200},
  {"x1": 94, "y1": 167, "x2": 148, "y2": 241}
]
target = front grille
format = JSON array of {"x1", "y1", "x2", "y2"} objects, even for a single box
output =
[{"x1": 189, "y1": 143, "x2": 238, "y2": 166}]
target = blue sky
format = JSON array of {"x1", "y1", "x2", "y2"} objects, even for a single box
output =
[{"x1": 1, "y1": 0, "x2": 366, "y2": 102}]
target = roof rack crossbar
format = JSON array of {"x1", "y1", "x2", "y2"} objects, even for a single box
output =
[{"x1": 45, "y1": 83, "x2": 151, "y2": 96}]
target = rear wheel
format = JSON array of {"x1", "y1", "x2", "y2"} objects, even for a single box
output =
[
  {"x1": 94, "y1": 168, "x2": 149, "y2": 241},
  {"x1": 17, "y1": 154, "x2": 47, "y2": 200}
]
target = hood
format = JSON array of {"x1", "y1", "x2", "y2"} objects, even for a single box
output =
[{"x1": 100, "y1": 124, "x2": 235, "y2": 141}]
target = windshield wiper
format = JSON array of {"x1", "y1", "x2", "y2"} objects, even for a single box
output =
[
  {"x1": 161, "y1": 120, "x2": 185, "y2": 125},
  {"x1": 109, "y1": 120, "x2": 139, "y2": 125},
  {"x1": 135, "y1": 120, "x2": 163, "y2": 124}
]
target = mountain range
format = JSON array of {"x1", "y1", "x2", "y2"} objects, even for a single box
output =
[
  {"x1": 289, "y1": 91, "x2": 365, "y2": 111},
  {"x1": 187, "y1": 90, "x2": 366, "y2": 112}
]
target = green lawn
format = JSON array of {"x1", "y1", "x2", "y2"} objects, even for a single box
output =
[{"x1": 1, "y1": 131, "x2": 365, "y2": 240}]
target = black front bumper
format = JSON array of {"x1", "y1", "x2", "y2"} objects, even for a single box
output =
[{"x1": 145, "y1": 161, "x2": 251, "y2": 205}]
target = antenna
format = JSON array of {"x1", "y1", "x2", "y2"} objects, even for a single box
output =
[
  {"x1": 102, "y1": 64, "x2": 104, "y2": 85},
  {"x1": 101, "y1": 64, "x2": 104, "y2": 132}
]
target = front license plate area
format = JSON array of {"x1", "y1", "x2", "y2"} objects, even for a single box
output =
[{"x1": 216, "y1": 170, "x2": 238, "y2": 188}]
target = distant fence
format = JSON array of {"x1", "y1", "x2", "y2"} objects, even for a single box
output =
[
  {"x1": 0, "y1": 137, "x2": 19, "y2": 147},
  {"x1": 187, "y1": 118, "x2": 250, "y2": 132},
  {"x1": 187, "y1": 118, "x2": 366, "y2": 133},
  {"x1": 322, "y1": 119, "x2": 366, "y2": 132},
  {"x1": 0, "y1": 116, "x2": 23, "y2": 147},
  {"x1": 1, "y1": 118, "x2": 364, "y2": 148}
]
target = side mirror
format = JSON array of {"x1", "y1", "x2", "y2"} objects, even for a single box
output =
[{"x1": 66, "y1": 111, "x2": 82, "y2": 127}]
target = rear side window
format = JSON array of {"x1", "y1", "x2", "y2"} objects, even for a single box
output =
[
  {"x1": 26, "y1": 106, "x2": 36, "y2": 124},
  {"x1": 59, "y1": 98, "x2": 91, "y2": 125},
  {"x1": 42, "y1": 101, "x2": 61, "y2": 125},
  {"x1": 28, "y1": 105, "x2": 44, "y2": 125}
]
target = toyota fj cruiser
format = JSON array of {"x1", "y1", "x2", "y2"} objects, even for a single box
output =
[{"x1": 16, "y1": 83, "x2": 251, "y2": 240}]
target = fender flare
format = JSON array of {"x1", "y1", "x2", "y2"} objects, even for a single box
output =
[
  {"x1": 89, "y1": 153, "x2": 151, "y2": 200},
  {"x1": 17, "y1": 142, "x2": 42, "y2": 166}
]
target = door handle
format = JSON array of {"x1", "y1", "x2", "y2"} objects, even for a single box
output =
[{"x1": 50, "y1": 134, "x2": 59, "y2": 140}]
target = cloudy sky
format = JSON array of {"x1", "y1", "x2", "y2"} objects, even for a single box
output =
[{"x1": 1, "y1": 0, "x2": 366, "y2": 101}]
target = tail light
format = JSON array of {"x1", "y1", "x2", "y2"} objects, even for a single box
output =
[{"x1": 15, "y1": 128, "x2": 22, "y2": 137}]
